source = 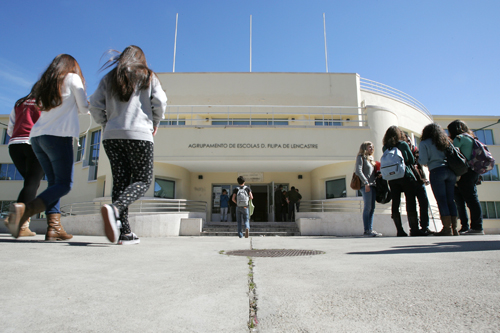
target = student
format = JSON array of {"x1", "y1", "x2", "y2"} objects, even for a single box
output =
[
  {"x1": 6, "y1": 96, "x2": 44, "y2": 236},
  {"x1": 405, "y1": 133, "x2": 433, "y2": 236},
  {"x1": 90, "y1": 45, "x2": 167, "y2": 245},
  {"x1": 447, "y1": 120, "x2": 484, "y2": 235},
  {"x1": 220, "y1": 189, "x2": 229, "y2": 222},
  {"x1": 286, "y1": 186, "x2": 302, "y2": 221},
  {"x1": 419, "y1": 123, "x2": 458, "y2": 236},
  {"x1": 382, "y1": 126, "x2": 418, "y2": 236},
  {"x1": 232, "y1": 176, "x2": 253, "y2": 238},
  {"x1": 355, "y1": 141, "x2": 382, "y2": 237},
  {"x1": 274, "y1": 184, "x2": 283, "y2": 222},
  {"x1": 7, "y1": 54, "x2": 89, "y2": 240}
]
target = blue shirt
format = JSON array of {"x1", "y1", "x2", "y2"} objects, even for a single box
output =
[{"x1": 220, "y1": 194, "x2": 229, "y2": 208}]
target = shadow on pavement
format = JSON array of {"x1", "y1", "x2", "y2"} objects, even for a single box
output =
[
  {"x1": 0, "y1": 238, "x2": 110, "y2": 247},
  {"x1": 347, "y1": 240, "x2": 500, "y2": 255}
]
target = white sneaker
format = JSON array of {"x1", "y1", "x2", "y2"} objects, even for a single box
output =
[
  {"x1": 101, "y1": 204, "x2": 122, "y2": 243},
  {"x1": 118, "y1": 232, "x2": 140, "y2": 245},
  {"x1": 364, "y1": 230, "x2": 382, "y2": 237}
]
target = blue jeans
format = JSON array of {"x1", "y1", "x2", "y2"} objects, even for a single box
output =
[
  {"x1": 236, "y1": 206, "x2": 250, "y2": 238},
  {"x1": 415, "y1": 183, "x2": 430, "y2": 229},
  {"x1": 31, "y1": 135, "x2": 74, "y2": 214},
  {"x1": 360, "y1": 185, "x2": 376, "y2": 232},
  {"x1": 455, "y1": 168, "x2": 483, "y2": 230},
  {"x1": 429, "y1": 166, "x2": 457, "y2": 217}
]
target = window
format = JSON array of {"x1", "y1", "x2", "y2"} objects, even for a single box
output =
[
  {"x1": 160, "y1": 120, "x2": 185, "y2": 126},
  {"x1": 482, "y1": 165, "x2": 499, "y2": 181},
  {"x1": 212, "y1": 118, "x2": 288, "y2": 126},
  {"x1": 480, "y1": 201, "x2": 500, "y2": 219},
  {"x1": 76, "y1": 135, "x2": 86, "y2": 162},
  {"x1": 0, "y1": 164, "x2": 23, "y2": 180},
  {"x1": 154, "y1": 178, "x2": 175, "y2": 199},
  {"x1": 88, "y1": 130, "x2": 101, "y2": 181},
  {"x1": 326, "y1": 178, "x2": 346, "y2": 199},
  {"x1": 473, "y1": 129, "x2": 494, "y2": 145},
  {"x1": 315, "y1": 119, "x2": 342, "y2": 126},
  {"x1": 2, "y1": 129, "x2": 10, "y2": 145}
]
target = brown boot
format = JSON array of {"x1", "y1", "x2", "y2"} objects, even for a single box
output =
[
  {"x1": 435, "y1": 216, "x2": 453, "y2": 236},
  {"x1": 45, "y1": 213, "x2": 73, "y2": 241},
  {"x1": 18, "y1": 218, "x2": 36, "y2": 237},
  {"x1": 451, "y1": 216, "x2": 459, "y2": 236},
  {"x1": 8, "y1": 198, "x2": 45, "y2": 238}
]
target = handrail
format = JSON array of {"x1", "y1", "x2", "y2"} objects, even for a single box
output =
[
  {"x1": 360, "y1": 77, "x2": 432, "y2": 119},
  {"x1": 60, "y1": 198, "x2": 208, "y2": 216}
]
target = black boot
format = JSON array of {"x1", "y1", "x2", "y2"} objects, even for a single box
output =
[
  {"x1": 409, "y1": 214, "x2": 426, "y2": 236},
  {"x1": 392, "y1": 214, "x2": 407, "y2": 237}
]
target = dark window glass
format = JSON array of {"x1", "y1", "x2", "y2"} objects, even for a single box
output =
[
  {"x1": 154, "y1": 178, "x2": 175, "y2": 199},
  {"x1": 326, "y1": 178, "x2": 346, "y2": 199}
]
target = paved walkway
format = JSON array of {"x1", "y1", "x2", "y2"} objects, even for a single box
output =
[{"x1": 1, "y1": 233, "x2": 499, "y2": 332}]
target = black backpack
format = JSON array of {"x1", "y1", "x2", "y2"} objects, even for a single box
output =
[{"x1": 376, "y1": 177, "x2": 391, "y2": 204}]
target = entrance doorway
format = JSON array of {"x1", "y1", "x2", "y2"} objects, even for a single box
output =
[{"x1": 250, "y1": 185, "x2": 267, "y2": 222}]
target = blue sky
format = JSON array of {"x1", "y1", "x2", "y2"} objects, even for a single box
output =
[{"x1": 1, "y1": 0, "x2": 499, "y2": 117}]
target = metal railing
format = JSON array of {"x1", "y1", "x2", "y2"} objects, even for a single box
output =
[
  {"x1": 161, "y1": 104, "x2": 368, "y2": 128},
  {"x1": 60, "y1": 199, "x2": 207, "y2": 216},
  {"x1": 360, "y1": 77, "x2": 432, "y2": 119},
  {"x1": 298, "y1": 197, "x2": 440, "y2": 229}
]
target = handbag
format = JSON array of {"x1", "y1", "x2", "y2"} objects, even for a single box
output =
[
  {"x1": 350, "y1": 172, "x2": 361, "y2": 190},
  {"x1": 445, "y1": 141, "x2": 469, "y2": 176}
]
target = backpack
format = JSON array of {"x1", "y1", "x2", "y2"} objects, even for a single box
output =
[
  {"x1": 236, "y1": 186, "x2": 249, "y2": 207},
  {"x1": 380, "y1": 147, "x2": 406, "y2": 181},
  {"x1": 375, "y1": 177, "x2": 391, "y2": 204},
  {"x1": 464, "y1": 134, "x2": 495, "y2": 174}
]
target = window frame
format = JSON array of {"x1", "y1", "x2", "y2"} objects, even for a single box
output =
[{"x1": 154, "y1": 177, "x2": 176, "y2": 199}]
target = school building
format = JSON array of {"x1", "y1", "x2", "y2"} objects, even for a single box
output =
[{"x1": 1, "y1": 73, "x2": 499, "y2": 236}]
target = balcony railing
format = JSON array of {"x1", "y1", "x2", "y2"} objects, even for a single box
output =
[
  {"x1": 360, "y1": 77, "x2": 432, "y2": 119},
  {"x1": 161, "y1": 104, "x2": 368, "y2": 128}
]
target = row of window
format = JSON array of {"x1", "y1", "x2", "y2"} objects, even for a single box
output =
[
  {"x1": 481, "y1": 201, "x2": 500, "y2": 219},
  {"x1": 158, "y1": 119, "x2": 346, "y2": 127}
]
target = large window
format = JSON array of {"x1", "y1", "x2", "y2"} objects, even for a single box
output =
[
  {"x1": 2, "y1": 129, "x2": 10, "y2": 145},
  {"x1": 473, "y1": 129, "x2": 494, "y2": 145},
  {"x1": 154, "y1": 178, "x2": 175, "y2": 199},
  {"x1": 0, "y1": 164, "x2": 23, "y2": 180},
  {"x1": 480, "y1": 201, "x2": 500, "y2": 219},
  {"x1": 88, "y1": 130, "x2": 101, "y2": 181},
  {"x1": 76, "y1": 135, "x2": 86, "y2": 162},
  {"x1": 326, "y1": 178, "x2": 346, "y2": 199},
  {"x1": 482, "y1": 165, "x2": 499, "y2": 181}
]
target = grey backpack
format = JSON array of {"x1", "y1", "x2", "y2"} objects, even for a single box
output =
[{"x1": 236, "y1": 186, "x2": 249, "y2": 207}]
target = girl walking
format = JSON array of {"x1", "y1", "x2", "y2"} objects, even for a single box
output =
[
  {"x1": 7, "y1": 54, "x2": 89, "y2": 240},
  {"x1": 90, "y1": 45, "x2": 167, "y2": 245}
]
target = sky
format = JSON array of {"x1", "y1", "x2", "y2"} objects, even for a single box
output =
[{"x1": 0, "y1": 0, "x2": 499, "y2": 117}]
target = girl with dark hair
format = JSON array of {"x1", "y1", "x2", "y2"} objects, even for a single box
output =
[
  {"x1": 7, "y1": 54, "x2": 89, "y2": 240},
  {"x1": 419, "y1": 123, "x2": 457, "y2": 236},
  {"x1": 5, "y1": 95, "x2": 44, "y2": 236},
  {"x1": 355, "y1": 141, "x2": 382, "y2": 236},
  {"x1": 447, "y1": 120, "x2": 484, "y2": 235},
  {"x1": 382, "y1": 125, "x2": 418, "y2": 236},
  {"x1": 90, "y1": 45, "x2": 167, "y2": 245}
]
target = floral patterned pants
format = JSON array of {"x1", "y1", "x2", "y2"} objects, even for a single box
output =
[{"x1": 103, "y1": 139, "x2": 154, "y2": 234}]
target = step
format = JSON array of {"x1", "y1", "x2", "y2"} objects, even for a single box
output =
[
  {"x1": 202, "y1": 221, "x2": 300, "y2": 236},
  {"x1": 200, "y1": 231, "x2": 300, "y2": 237}
]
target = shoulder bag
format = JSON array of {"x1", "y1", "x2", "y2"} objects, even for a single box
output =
[{"x1": 445, "y1": 141, "x2": 469, "y2": 176}]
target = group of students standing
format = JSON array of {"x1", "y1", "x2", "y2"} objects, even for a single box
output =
[
  {"x1": 5, "y1": 45, "x2": 167, "y2": 245},
  {"x1": 274, "y1": 185, "x2": 302, "y2": 222},
  {"x1": 356, "y1": 122, "x2": 485, "y2": 237}
]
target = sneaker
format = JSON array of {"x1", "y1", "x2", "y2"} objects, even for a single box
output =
[
  {"x1": 245, "y1": 228, "x2": 249, "y2": 238},
  {"x1": 364, "y1": 230, "x2": 382, "y2": 237},
  {"x1": 459, "y1": 228, "x2": 470, "y2": 235},
  {"x1": 462, "y1": 229, "x2": 484, "y2": 235},
  {"x1": 101, "y1": 204, "x2": 122, "y2": 243},
  {"x1": 118, "y1": 232, "x2": 140, "y2": 245}
]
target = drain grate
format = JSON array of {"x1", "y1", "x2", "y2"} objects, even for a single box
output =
[{"x1": 225, "y1": 249, "x2": 325, "y2": 257}]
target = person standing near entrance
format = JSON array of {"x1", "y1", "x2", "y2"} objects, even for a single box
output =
[
  {"x1": 220, "y1": 189, "x2": 229, "y2": 222},
  {"x1": 274, "y1": 184, "x2": 283, "y2": 221},
  {"x1": 232, "y1": 176, "x2": 253, "y2": 238},
  {"x1": 286, "y1": 186, "x2": 302, "y2": 222}
]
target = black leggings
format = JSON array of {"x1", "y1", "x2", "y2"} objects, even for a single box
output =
[
  {"x1": 103, "y1": 139, "x2": 154, "y2": 234},
  {"x1": 9, "y1": 144, "x2": 45, "y2": 203}
]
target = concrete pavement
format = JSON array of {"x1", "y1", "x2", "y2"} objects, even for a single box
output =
[{"x1": 1, "y1": 234, "x2": 499, "y2": 332}]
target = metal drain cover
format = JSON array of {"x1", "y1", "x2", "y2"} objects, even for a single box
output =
[{"x1": 225, "y1": 249, "x2": 325, "y2": 257}]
